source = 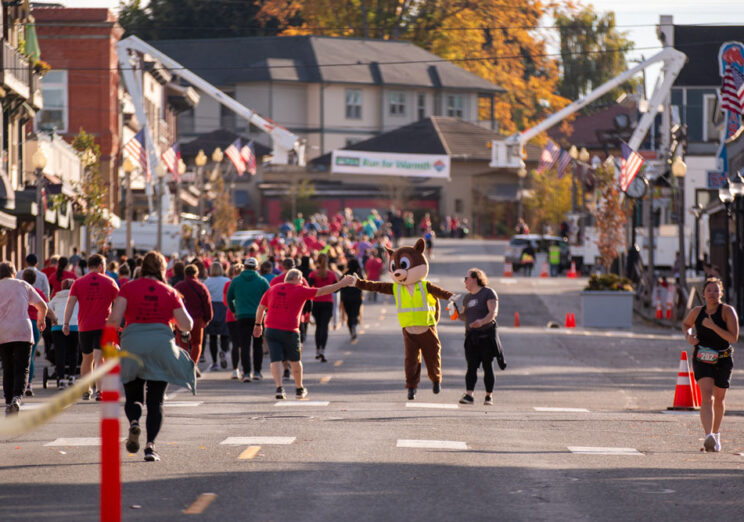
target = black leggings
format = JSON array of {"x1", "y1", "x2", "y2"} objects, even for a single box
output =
[
  {"x1": 464, "y1": 333, "x2": 495, "y2": 393},
  {"x1": 0, "y1": 342, "x2": 32, "y2": 404},
  {"x1": 52, "y1": 330, "x2": 78, "y2": 381},
  {"x1": 233, "y1": 317, "x2": 263, "y2": 374},
  {"x1": 342, "y1": 298, "x2": 362, "y2": 334},
  {"x1": 312, "y1": 301, "x2": 333, "y2": 351},
  {"x1": 123, "y1": 378, "x2": 168, "y2": 444},
  {"x1": 208, "y1": 334, "x2": 230, "y2": 364}
]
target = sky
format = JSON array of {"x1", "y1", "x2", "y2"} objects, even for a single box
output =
[{"x1": 54, "y1": 0, "x2": 744, "y2": 97}]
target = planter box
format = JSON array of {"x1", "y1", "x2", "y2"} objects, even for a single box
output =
[{"x1": 581, "y1": 291, "x2": 634, "y2": 329}]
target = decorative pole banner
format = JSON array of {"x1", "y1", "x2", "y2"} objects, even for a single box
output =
[{"x1": 717, "y1": 41, "x2": 744, "y2": 176}]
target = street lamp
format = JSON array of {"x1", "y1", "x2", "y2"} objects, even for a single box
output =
[
  {"x1": 719, "y1": 182, "x2": 734, "y2": 300},
  {"x1": 671, "y1": 154, "x2": 687, "y2": 290},
  {"x1": 122, "y1": 157, "x2": 135, "y2": 259},
  {"x1": 517, "y1": 162, "x2": 527, "y2": 221},
  {"x1": 32, "y1": 148, "x2": 47, "y2": 263},
  {"x1": 212, "y1": 147, "x2": 223, "y2": 164},
  {"x1": 155, "y1": 163, "x2": 166, "y2": 252},
  {"x1": 195, "y1": 149, "x2": 207, "y2": 247},
  {"x1": 175, "y1": 158, "x2": 186, "y2": 225}
]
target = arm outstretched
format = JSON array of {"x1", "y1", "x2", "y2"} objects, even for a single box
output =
[
  {"x1": 426, "y1": 281, "x2": 454, "y2": 300},
  {"x1": 355, "y1": 279, "x2": 394, "y2": 295}
]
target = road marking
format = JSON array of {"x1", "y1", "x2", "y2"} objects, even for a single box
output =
[
  {"x1": 238, "y1": 446, "x2": 261, "y2": 460},
  {"x1": 405, "y1": 403, "x2": 459, "y2": 410},
  {"x1": 275, "y1": 401, "x2": 329, "y2": 407},
  {"x1": 334, "y1": 360, "x2": 344, "y2": 367},
  {"x1": 534, "y1": 407, "x2": 589, "y2": 413},
  {"x1": 498, "y1": 278, "x2": 518, "y2": 284},
  {"x1": 397, "y1": 439, "x2": 467, "y2": 450},
  {"x1": 568, "y1": 446, "x2": 643, "y2": 455},
  {"x1": 183, "y1": 493, "x2": 217, "y2": 514},
  {"x1": 220, "y1": 437, "x2": 295, "y2": 445},
  {"x1": 660, "y1": 410, "x2": 698, "y2": 415},
  {"x1": 343, "y1": 351, "x2": 351, "y2": 356},
  {"x1": 319, "y1": 376, "x2": 332, "y2": 384},
  {"x1": 165, "y1": 401, "x2": 203, "y2": 408},
  {"x1": 44, "y1": 437, "x2": 125, "y2": 446},
  {"x1": 20, "y1": 403, "x2": 44, "y2": 410}
]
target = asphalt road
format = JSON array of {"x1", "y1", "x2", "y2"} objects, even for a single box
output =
[{"x1": 1, "y1": 238, "x2": 743, "y2": 521}]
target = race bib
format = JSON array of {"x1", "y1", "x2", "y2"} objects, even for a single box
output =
[{"x1": 696, "y1": 346, "x2": 719, "y2": 365}]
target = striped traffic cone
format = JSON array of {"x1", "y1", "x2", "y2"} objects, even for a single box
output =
[{"x1": 668, "y1": 351, "x2": 698, "y2": 411}]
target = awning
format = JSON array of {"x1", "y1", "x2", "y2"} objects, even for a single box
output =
[
  {"x1": 7, "y1": 190, "x2": 38, "y2": 218},
  {"x1": 0, "y1": 210, "x2": 16, "y2": 229},
  {"x1": 0, "y1": 168, "x2": 14, "y2": 210}
]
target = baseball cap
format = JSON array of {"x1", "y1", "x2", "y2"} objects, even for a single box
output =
[{"x1": 245, "y1": 257, "x2": 259, "y2": 269}]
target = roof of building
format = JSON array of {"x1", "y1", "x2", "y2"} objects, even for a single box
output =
[
  {"x1": 310, "y1": 116, "x2": 539, "y2": 167},
  {"x1": 673, "y1": 25, "x2": 744, "y2": 86},
  {"x1": 151, "y1": 35, "x2": 503, "y2": 92},
  {"x1": 547, "y1": 104, "x2": 635, "y2": 149},
  {"x1": 180, "y1": 128, "x2": 271, "y2": 159}
]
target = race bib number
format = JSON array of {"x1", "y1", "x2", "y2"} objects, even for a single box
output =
[{"x1": 696, "y1": 346, "x2": 719, "y2": 365}]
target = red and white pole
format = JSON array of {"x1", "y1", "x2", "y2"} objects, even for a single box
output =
[{"x1": 100, "y1": 326, "x2": 121, "y2": 522}]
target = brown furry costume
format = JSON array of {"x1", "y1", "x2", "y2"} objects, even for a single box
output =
[{"x1": 355, "y1": 238, "x2": 454, "y2": 398}]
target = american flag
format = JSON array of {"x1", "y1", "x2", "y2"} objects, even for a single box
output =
[
  {"x1": 123, "y1": 128, "x2": 151, "y2": 181},
  {"x1": 161, "y1": 142, "x2": 180, "y2": 179},
  {"x1": 721, "y1": 65, "x2": 744, "y2": 115},
  {"x1": 225, "y1": 139, "x2": 246, "y2": 175},
  {"x1": 619, "y1": 141, "x2": 644, "y2": 192},
  {"x1": 537, "y1": 140, "x2": 561, "y2": 174},
  {"x1": 556, "y1": 150, "x2": 571, "y2": 178},
  {"x1": 240, "y1": 140, "x2": 256, "y2": 176}
]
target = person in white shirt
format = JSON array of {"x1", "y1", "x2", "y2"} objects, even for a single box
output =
[
  {"x1": 48, "y1": 279, "x2": 79, "y2": 388},
  {"x1": 204, "y1": 262, "x2": 231, "y2": 370},
  {"x1": 17, "y1": 253, "x2": 50, "y2": 298}
]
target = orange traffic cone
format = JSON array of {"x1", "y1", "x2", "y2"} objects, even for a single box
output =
[
  {"x1": 690, "y1": 366, "x2": 701, "y2": 408},
  {"x1": 503, "y1": 262, "x2": 513, "y2": 277},
  {"x1": 655, "y1": 300, "x2": 663, "y2": 320},
  {"x1": 565, "y1": 312, "x2": 573, "y2": 328},
  {"x1": 514, "y1": 311, "x2": 520, "y2": 327},
  {"x1": 539, "y1": 262, "x2": 549, "y2": 278},
  {"x1": 668, "y1": 351, "x2": 698, "y2": 411},
  {"x1": 569, "y1": 312, "x2": 576, "y2": 328},
  {"x1": 566, "y1": 261, "x2": 577, "y2": 278}
]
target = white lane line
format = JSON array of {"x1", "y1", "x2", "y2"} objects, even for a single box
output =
[
  {"x1": 45, "y1": 437, "x2": 125, "y2": 446},
  {"x1": 405, "y1": 403, "x2": 459, "y2": 410},
  {"x1": 568, "y1": 446, "x2": 643, "y2": 455},
  {"x1": 397, "y1": 439, "x2": 468, "y2": 450},
  {"x1": 274, "y1": 401, "x2": 329, "y2": 407},
  {"x1": 534, "y1": 407, "x2": 590, "y2": 413},
  {"x1": 20, "y1": 403, "x2": 44, "y2": 410},
  {"x1": 319, "y1": 376, "x2": 332, "y2": 384},
  {"x1": 660, "y1": 410, "x2": 698, "y2": 415},
  {"x1": 164, "y1": 401, "x2": 203, "y2": 408},
  {"x1": 220, "y1": 437, "x2": 295, "y2": 445},
  {"x1": 499, "y1": 278, "x2": 518, "y2": 284}
]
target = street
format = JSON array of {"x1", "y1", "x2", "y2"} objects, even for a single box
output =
[{"x1": 2, "y1": 239, "x2": 743, "y2": 521}]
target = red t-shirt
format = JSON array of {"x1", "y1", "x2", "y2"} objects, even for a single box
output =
[
  {"x1": 70, "y1": 272, "x2": 119, "y2": 332},
  {"x1": 223, "y1": 281, "x2": 236, "y2": 323},
  {"x1": 28, "y1": 288, "x2": 47, "y2": 321},
  {"x1": 49, "y1": 270, "x2": 77, "y2": 296},
  {"x1": 269, "y1": 273, "x2": 309, "y2": 287},
  {"x1": 308, "y1": 270, "x2": 338, "y2": 303},
  {"x1": 118, "y1": 277, "x2": 184, "y2": 326},
  {"x1": 365, "y1": 257, "x2": 383, "y2": 281},
  {"x1": 260, "y1": 283, "x2": 318, "y2": 332}
]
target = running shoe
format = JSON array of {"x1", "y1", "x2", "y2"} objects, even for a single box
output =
[
  {"x1": 94, "y1": 390, "x2": 102, "y2": 401},
  {"x1": 126, "y1": 422, "x2": 141, "y2": 453},
  {"x1": 208, "y1": 363, "x2": 219, "y2": 371},
  {"x1": 57, "y1": 380, "x2": 67, "y2": 390},
  {"x1": 144, "y1": 447, "x2": 160, "y2": 462},
  {"x1": 68, "y1": 377, "x2": 75, "y2": 386},
  {"x1": 703, "y1": 434, "x2": 717, "y2": 452},
  {"x1": 195, "y1": 367, "x2": 202, "y2": 378},
  {"x1": 82, "y1": 391, "x2": 92, "y2": 400},
  {"x1": 714, "y1": 433, "x2": 722, "y2": 452},
  {"x1": 283, "y1": 368, "x2": 290, "y2": 379},
  {"x1": 407, "y1": 388, "x2": 416, "y2": 401},
  {"x1": 296, "y1": 387, "x2": 308, "y2": 399},
  {"x1": 319, "y1": 354, "x2": 327, "y2": 363},
  {"x1": 243, "y1": 374, "x2": 251, "y2": 383},
  {"x1": 4, "y1": 404, "x2": 11, "y2": 416},
  {"x1": 315, "y1": 353, "x2": 321, "y2": 360},
  {"x1": 432, "y1": 381, "x2": 441, "y2": 394},
  {"x1": 275, "y1": 386, "x2": 287, "y2": 400},
  {"x1": 24, "y1": 385, "x2": 34, "y2": 397},
  {"x1": 7, "y1": 396, "x2": 21, "y2": 415},
  {"x1": 219, "y1": 351, "x2": 228, "y2": 369},
  {"x1": 484, "y1": 396, "x2": 494, "y2": 406},
  {"x1": 459, "y1": 394, "x2": 474, "y2": 405},
  {"x1": 231, "y1": 369, "x2": 243, "y2": 380},
  {"x1": 253, "y1": 372, "x2": 262, "y2": 381}
]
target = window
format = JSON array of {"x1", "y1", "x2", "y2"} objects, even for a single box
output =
[
  {"x1": 446, "y1": 94, "x2": 463, "y2": 118},
  {"x1": 38, "y1": 70, "x2": 68, "y2": 132},
  {"x1": 703, "y1": 94, "x2": 724, "y2": 142},
  {"x1": 417, "y1": 93, "x2": 426, "y2": 120},
  {"x1": 389, "y1": 91, "x2": 406, "y2": 116},
  {"x1": 345, "y1": 89, "x2": 362, "y2": 119}
]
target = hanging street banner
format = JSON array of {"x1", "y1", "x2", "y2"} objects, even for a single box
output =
[{"x1": 331, "y1": 150, "x2": 451, "y2": 179}]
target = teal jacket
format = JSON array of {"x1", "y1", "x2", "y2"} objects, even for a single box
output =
[{"x1": 226, "y1": 269, "x2": 270, "y2": 319}]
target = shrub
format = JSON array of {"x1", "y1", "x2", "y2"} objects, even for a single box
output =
[{"x1": 584, "y1": 273, "x2": 633, "y2": 292}]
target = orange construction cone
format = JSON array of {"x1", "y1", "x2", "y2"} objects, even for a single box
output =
[
  {"x1": 514, "y1": 311, "x2": 520, "y2": 327},
  {"x1": 655, "y1": 300, "x2": 663, "y2": 320},
  {"x1": 503, "y1": 262, "x2": 513, "y2": 277},
  {"x1": 539, "y1": 262, "x2": 549, "y2": 278},
  {"x1": 690, "y1": 366, "x2": 702, "y2": 408},
  {"x1": 566, "y1": 261, "x2": 577, "y2": 278},
  {"x1": 668, "y1": 351, "x2": 698, "y2": 410},
  {"x1": 569, "y1": 313, "x2": 576, "y2": 328}
]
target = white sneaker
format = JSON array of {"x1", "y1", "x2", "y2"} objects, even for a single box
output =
[
  {"x1": 714, "y1": 433, "x2": 722, "y2": 452},
  {"x1": 703, "y1": 434, "x2": 717, "y2": 452},
  {"x1": 231, "y1": 369, "x2": 243, "y2": 380}
]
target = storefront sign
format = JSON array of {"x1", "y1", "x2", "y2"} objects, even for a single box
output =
[{"x1": 331, "y1": 150, "x2": 450, "y2": 179}]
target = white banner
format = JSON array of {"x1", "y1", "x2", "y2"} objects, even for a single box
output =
[{"x1": 331, "y1": 150, "x2": 450, "y2": 179}]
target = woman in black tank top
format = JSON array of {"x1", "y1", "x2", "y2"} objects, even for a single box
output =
[{"x1": 682, "y1": 277, "x2": 739, "y2": 453}]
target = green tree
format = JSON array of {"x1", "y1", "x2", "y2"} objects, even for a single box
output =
[
  {"x1": 523, "y1": 166, "x2": 572, "y2": 233},
  {"x1": 555, "y1": 7, "x2": 637, "y2": 106}
]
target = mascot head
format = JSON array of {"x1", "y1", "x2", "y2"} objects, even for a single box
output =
[{"x1": 385, "y1": 238, "x2": 429, "y2": 285}]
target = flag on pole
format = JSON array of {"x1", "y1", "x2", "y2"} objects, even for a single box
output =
[
  {"x1": 721, "y1": 65, "x2": 744, "y2": 115},
  {"x1": 225, "y1": 139, "x2": 246, "y2": 175},
  {"x1": 161, "y1": 142, "x2": 180, "y2": 179},
  {"x1": 240, "y1": 141, "x2": 256, "y2": 176},
  {"x1": 123, "y1": 128, "x2": 151, "y2": 181},
  {"x1": 537, "y1": 140, "x2": 561, "y2": 173},
  {"x1": 619, "y1": 141, "x2": 644, "y2": 192},
  {"x1": 556, "y1": 150, "x2": 571, "y2": 178}
]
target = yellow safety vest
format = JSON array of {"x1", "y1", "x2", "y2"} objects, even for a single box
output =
[{"x1": 393, "y1": 281, "x2": 437, "y2": 327}]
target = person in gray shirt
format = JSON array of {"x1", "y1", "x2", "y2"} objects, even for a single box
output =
[{"x1": 454, "y1": 268, "x2": 506, "y2": 405}]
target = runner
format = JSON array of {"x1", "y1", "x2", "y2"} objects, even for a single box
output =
[
  {"x1": 308, "y1": 253, "x2": 338, "y2": 362},
  {"x1": 253, "y1": 269, "x2": 354, "y2": 400},
  {"x1": 48, "y1": 279, "x2": 78, "y2": 388},
  {"x1": 174, "y1": 264, "x2": 213, "y2": 375},
  {"x1": 204, "y1": 262, "x2": 231, "y2": 371},
  {"x1": 63, "y1": 254, "x2": 119, "y2": 400}
]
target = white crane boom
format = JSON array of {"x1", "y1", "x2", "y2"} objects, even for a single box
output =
[
  {"x1": 117, "y1": 35, "x2": 305, "y2": 166},
  {"x1": 490, "y1": 47, "x2": 687, "y2": 168}
]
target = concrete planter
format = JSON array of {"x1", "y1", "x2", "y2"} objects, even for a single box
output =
[{"x1": 581, "y1": 291, "x2": 634, "y2": 329}]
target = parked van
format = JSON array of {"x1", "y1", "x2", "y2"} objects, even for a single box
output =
[
  {"x1": 229, "y1": 229, "x2": 273, "y2": 248},
  {"x1": 504, "y1": 234, "x2": 570, "y2": 271}
]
